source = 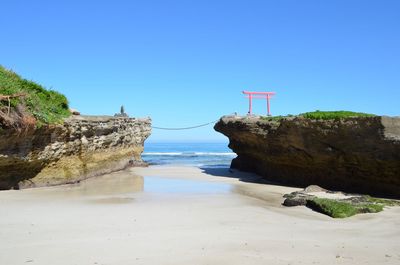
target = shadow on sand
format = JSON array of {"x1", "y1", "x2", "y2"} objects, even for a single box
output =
[
  {"x1": 200, "y1": 166, "x2": 299, "y2": 206},
  {"x1": 200, "y1": 166, "x2": 305, "y2": 190},
  {"x1": 200, "y1": 166, "x2": 277, "y2": 185}
]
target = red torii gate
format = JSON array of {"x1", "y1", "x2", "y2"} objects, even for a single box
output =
[{"x1": 243, "y1": 91, "x2": 276, "y2": 116}]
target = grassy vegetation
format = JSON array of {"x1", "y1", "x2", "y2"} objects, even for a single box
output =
[
  {"x1": 307, "y1": 198, "x2": 386, "y2": 218},
  {"x1": 260, "y1": 115, "x2": 289, "y2": 121},
  {"x1": 0, "y1": 65, "x2": 70, "y2": 127},
  {"x1": 363, "y1": 195, "x2": 400, "y2": 206},
  {"x1": 260, "y1": 111, "x2": 375, "y2": 121},
  {"x1": 300, "y1": 110, "x2": 375, "y2": 120}
]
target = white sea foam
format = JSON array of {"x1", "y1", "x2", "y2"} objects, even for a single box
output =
[
  {"x1": 142, "y1": 142, "x2": 236, "y2": 166},
  {"x1": 143, "y1": 152, "x2": 236, "y2": 156},
  {"x1": 143, "y1": 152, "x2": 182, "y2": 156},
  {"x1": 194, "y1": 152, "x2": 236, "y2": 156}
]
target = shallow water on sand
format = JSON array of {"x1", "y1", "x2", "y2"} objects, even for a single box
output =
[
  {"x1": 143, "y1": 177, "x2": 231, "y2": 194},
  {"x1": 0, "y1": 169, "x2": 234, "y2": 204}
]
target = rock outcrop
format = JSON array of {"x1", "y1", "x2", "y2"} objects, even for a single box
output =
[
  {"x1": 282, "y1": 185, "x2": 399, "y2": 218},
  {"x1": 215, "y1": 115, "x2": 400, "y2": 198},
  {"x1": 0, "y1": 115, "x2": 151, "y2": 189}
]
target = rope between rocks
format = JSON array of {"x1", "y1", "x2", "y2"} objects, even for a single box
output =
[{"x1": 152, "y1": 119, "x2": 220, "y2": 130}]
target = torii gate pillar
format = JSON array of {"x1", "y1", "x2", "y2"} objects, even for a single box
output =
[{"x1": 243, "y1": 91, "x2": 276, "y2": 116}]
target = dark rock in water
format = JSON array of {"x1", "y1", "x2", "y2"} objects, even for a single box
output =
[{"x1": 214, "y1": 115, "x2": 400, "y2": 198}]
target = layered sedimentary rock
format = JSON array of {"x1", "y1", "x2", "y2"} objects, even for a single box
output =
[
  {"x1": 215, "y1": 115, "x2": 400, "y2": 198},
  {"x1": 0, "y1": 115, "x2": 151, "y2": 189}
]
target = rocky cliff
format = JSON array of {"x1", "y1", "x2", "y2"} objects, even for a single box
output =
[
  {"x1": 0, "y1": 115, "x2": 151, "y2": 189},
  {"x1": 215, "y1": 115, "x2": 400, "y2": 198}
]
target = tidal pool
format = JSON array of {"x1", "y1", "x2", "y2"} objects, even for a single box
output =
[{"x1": 143, "y1": 176, "x2": 231, "y2": 194}]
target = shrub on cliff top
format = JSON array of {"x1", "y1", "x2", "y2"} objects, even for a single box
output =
[
  {"x1": 300, "y1": 110, "x2": 375, "y2": 120},
  {"x1": 261, "y1": 111, "x2": 375, "y2": 121},
  {"x1": 0, "y1": 65, "x2": 70, "y2": 128}
]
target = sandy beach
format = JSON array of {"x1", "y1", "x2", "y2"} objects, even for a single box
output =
[{"x1": 0, "y1": 165, "x2": 399, "y2": 265}]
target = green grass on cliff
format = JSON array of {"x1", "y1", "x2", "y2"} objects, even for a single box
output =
[
  {"x1": 363, "y1": 195, "x2": 400, "y2": 207},
  {"x1": 261, "y1": 111, "x2": 375, "y2": 121},
  {"x1": 300, "y1": 110, "x2": 375, "y2": 120},
  {"x1": 260, "y1": 115, "x2": 290, "y2": 121},
  {"x1": 0, "y1": 65, "x2": 70, "y2": 127}
]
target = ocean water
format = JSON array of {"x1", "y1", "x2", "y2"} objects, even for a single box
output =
[{"x1": 142, "y1": 142, "x2": 236, "y2": 168}]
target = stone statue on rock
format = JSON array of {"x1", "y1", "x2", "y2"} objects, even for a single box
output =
[{"x1": 114, "y1": 105, "x2": 129, "y2": 117}]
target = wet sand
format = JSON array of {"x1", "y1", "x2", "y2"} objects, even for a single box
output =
[{"x1": 0, "y1": 165, "x2": 399, "y2": 265}]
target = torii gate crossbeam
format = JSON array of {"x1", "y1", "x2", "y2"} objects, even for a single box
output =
[{"x1": 243, "y1": 91, "x2": 276, "y2": 116}]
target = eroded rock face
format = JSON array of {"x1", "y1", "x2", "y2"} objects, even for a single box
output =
[
  {"x1": 0, "y1": 115, "x2": 151, "y2": 189},
  {"x1": 214, "y1": 115, "x2": 400, "y2": 198}
]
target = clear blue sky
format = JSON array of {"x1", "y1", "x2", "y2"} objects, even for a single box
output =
[{"x1": 1, "y1": 0, "x2": 399, "y2": 142}]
